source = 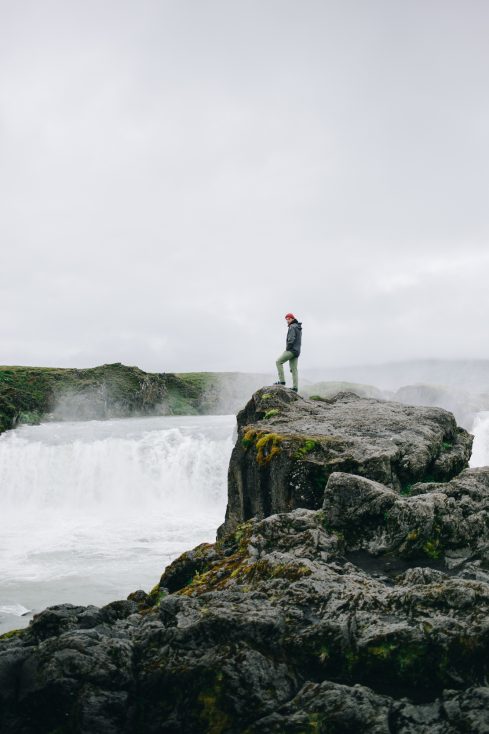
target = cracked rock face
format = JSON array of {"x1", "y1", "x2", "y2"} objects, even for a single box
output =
[
  {"x1": 219, "y1": 387, "x2": 473, "y2": 538},
  {"x1": 1, "y1": 387, "x2": 487, "y2": 734},
  {"x1": 323, "y1": 468, "x2": 489, "y2": 574}
]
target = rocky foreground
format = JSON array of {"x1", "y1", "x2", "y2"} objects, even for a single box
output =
[{"x1": 2, "y1": 387, "x2": 489, "y2": 733}]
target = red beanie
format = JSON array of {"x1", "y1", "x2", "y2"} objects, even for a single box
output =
[{"x1": 285, "y1": 313, "x2": 295, "y2": 320}]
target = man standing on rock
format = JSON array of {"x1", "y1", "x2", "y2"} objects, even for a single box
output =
[{"x1": 275, "y1": 313, "x2": 302, "y2": 392}]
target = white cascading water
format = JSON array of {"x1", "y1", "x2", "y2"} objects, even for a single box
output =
[
  {"x1": 0, "y1": 414, "x2": 235, "y2": 633},
  {"x1": 469, "y1": 411, "x2": 489, "y2": 468}
]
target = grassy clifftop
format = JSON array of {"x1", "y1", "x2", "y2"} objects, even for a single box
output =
[
  {"x1": 0, "y1": 364, "x2": 270, "y2": 434},
  {"x1": 0, "y1": 363, "x2": 167, "y2": 433}
]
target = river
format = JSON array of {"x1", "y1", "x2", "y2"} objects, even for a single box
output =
[{"x1": 0, "y1": 414, "x2": 235, "y2": 633}]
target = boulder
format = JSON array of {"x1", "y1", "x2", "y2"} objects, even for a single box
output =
[
  {"x1": 323, "y1": 468, "x2": 489, "y2": 571},
  {"x1": 218, "y1": 386, "x2": 472, "y2": 537}
]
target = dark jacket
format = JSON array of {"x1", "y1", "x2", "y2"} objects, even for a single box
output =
[{"x1": 286, "y1": 320, "x2": 302, "y2": 357}]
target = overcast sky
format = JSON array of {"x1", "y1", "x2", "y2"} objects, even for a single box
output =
[{"x1": 1, "y1": 0, "x2": 488, "y2": 373}]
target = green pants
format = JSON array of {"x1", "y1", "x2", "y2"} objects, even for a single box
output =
[{"x1": 276, "y1": 350, "x2": 299, "y2": 389}]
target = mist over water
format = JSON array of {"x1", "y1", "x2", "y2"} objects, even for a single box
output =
[
  {"x1": 470, "y1": 412, "x2": 489, "y2": 468},
  {"x1": 2, "y1": 394, "x2": 489, "y2": 635},
  {"x1": 0, "y1": 415, "x2": 235, "y2": 633}
]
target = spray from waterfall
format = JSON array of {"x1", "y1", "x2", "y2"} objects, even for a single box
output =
[
  {"x1": 0, "y1": 414, "x2": 235, "y2": 633},
  {"x1": 470, "y1": 412, "x2": 489, "y2": 468}
]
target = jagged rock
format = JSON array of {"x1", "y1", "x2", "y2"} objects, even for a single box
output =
[
  {"x1": 249, "y1": 681, "x2": 489, "y2": 733},
  {"x1": 323, "y1": 468, "x2": 489, "y2": 565},
  {"x1": 157, "y1": 542, "x2": 220, "y2": 595},
  {"x1": 219, "y1": 386, "x2": 472, "y2": 538},
  {"x1": 3, "y1": 498, "x2": 489, "y2": 732}
]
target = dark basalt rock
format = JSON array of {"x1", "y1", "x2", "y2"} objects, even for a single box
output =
[
  {"x1": 3, "y1": 498, "x2": 489, "y2": 732},
  {"x1": 218, "y1": 386, "x2": 473, "y2": 538},
  {"x1": 323, "y1": 468, "x2": 489, "y2": 570},
  {"x1": 1, "y1": 388, "x2": 488, "y2": 733}
]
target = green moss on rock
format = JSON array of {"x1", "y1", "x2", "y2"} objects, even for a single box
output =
[
  {"x1": 0, "y1": 627, "x2": 25, "y2": 641},
  {"x1": 0, "y1": 364, "x2": 240, "y2": 433},
  {"x1": 293, "y1": 439, "x2": 317, "y2": 459},
  {"x1": 240, "y1": 429, "x2": 283, "y2": 464},
  {"x1": 255, "y1": 433, "x2": 283, "y2": 465}
]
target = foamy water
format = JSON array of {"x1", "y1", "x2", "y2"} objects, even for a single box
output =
[
  {"x1": 0, "y1": 415, "x2": 235, "y2": 633},
  {"x1": 470, "y1": 411, "x2": 489, "y2": 468}
]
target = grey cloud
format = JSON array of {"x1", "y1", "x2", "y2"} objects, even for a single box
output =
[{"x1": 1, "y1": 0, "x2": 488, "y2": 373}]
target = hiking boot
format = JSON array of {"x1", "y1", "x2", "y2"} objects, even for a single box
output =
[
  {"x1": 291, "y1": 387, "x2": 298, "y2": 392},
  {"x1": 273, "y1": 381, "x2": 286, "y2": 386}
]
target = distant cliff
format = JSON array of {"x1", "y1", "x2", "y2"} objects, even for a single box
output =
[{"x1": 0, "y1": 363, "x2": 269, "y2": 434}]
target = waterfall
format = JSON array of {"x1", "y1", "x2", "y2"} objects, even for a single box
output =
[
  {"x1": 0, "y1": 417, "x2": 232, "y2": 512},
  {"x1": 470, "y1": 411, "x2": 489, "y2": 468},
  {"x1": 0, "y1": 414, "x2": 235, "y2": 632}
]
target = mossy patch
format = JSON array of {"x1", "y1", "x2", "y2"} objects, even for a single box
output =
[
  {"x1": 255, "y1": 433, "x2": 283, "y2": 465},
  {"x1": 306, "y1": 713, "x2": 323, "y2": 733},
  {"x1": 177, "y1": 521, "x2": 311, "y2": 596},
  {"x1": 423, "y1": 538, "x2": 442, "y2": 560},
  {"x1": 0, "y1": 627, "x2": 25, "y2": 641},
  {"x1": 367, "y1": 642, "x2": 397, "y2": 660},
  {"x1": 241, "y1": 429, "x2": 257, "y2": 448},
  {"x1": 422, "y1": 519, "x2": 444, "y2": 560},
  {"x1": 360, "y1": 637, "x2": 454, "y2": 692},
  {"x1": 240, "y1": 559, "x2": 312, "y2": 583},
  {"x1": 293, "y1": 439, "x2": 317, "y2": 460},
  {"x1": 146, "y1": 583, "x2": 168, "y2": 607},
  {"x1": 198, "y1": 671, "x2": 230, "y2": 734},
  {"x1": 178, "y1": 521, "x2": 254, "y2": 596},
  {"x1": 234, "y1": 521, "x2": 253, "y2": 547},
  {"x1": 241, "y1": 429, "x2": 283, "y2": 464}
]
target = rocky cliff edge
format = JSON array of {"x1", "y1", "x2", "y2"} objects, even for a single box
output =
[
  {"x1": 219, "y1": 386, "x2": 472, "y2": 537},
  {"x1": 2, "y1": 388, "x2": 489, "y2": 733}
]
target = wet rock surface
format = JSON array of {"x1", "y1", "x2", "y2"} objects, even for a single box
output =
[
  {"x1": 219, "y1": 386, "x2": 472, "y2": 538},
  {"x1": 324, "y1": 468, "x2": 489, "y2": 574},
  {"x1": 1, "y1": 388, "x2": 488, "y2": 733}
]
